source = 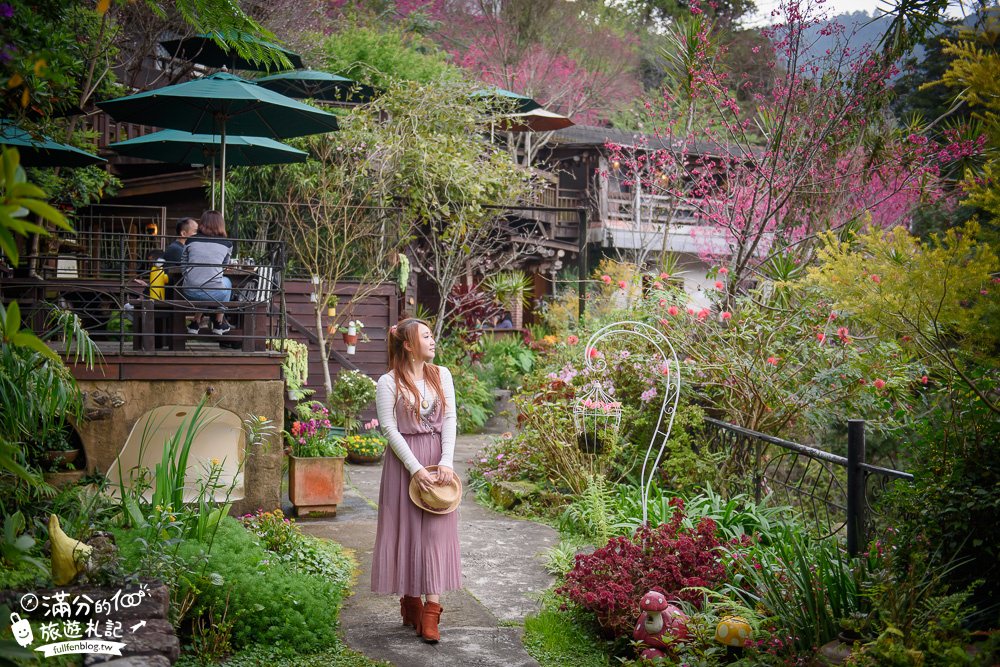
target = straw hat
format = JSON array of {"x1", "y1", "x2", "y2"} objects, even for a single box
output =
[{"x1": 408, "y1": 465, "x2": 462, "y2": 515}]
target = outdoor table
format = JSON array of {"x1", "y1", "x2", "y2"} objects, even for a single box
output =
[{"x1": 132, "y1": 265, "x2": 269, "y2": 352}]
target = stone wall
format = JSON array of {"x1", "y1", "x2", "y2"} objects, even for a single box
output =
[{"x1": 75, "y1": 379, "x2": 285, "y2": 517}]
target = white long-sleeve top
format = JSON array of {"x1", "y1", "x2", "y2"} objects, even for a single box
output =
[{"x1": 376, "y1": 366, "x2": 457, "y2": 476}]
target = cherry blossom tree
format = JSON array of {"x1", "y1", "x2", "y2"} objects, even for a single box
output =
[{"x1": 606, "y1": 0, "x2": 982, "y2": 304}]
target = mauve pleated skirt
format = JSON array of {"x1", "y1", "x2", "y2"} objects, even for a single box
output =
[{"x1": 371, "y1": 431, "x2": 462, "y2": 596}]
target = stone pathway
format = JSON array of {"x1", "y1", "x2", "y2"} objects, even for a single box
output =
[{"x1": 293, "y1": 434, "x2": 559, "y2": 667}]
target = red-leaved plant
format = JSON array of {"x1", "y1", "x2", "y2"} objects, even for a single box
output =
[{"x1": 556, "y1": 498, "x2": 727, "y2": 637}]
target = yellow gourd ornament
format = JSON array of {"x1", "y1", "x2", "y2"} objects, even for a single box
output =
[{"x1": 48, "y1": 514, "x2": 92, "y2": 586}]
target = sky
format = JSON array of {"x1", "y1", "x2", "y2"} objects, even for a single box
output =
[{"x1": 744, "y1": 0, "x2": 970, "y2": 27}]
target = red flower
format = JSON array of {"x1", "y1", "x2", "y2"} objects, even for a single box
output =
[
  {"x1": 618, "y1": 280, "x2": 627, "y2": 289},
  {"x1": 816, "y1": 332, "x2": 826, "y2": 342},
  {"x1": 659, "y1": 272, "x2": 670, "y2": 280},
  {"x1": 720, "y1": 311, "x2": 732, "y2": 321},
  {"x1": 920, "y1": 375, "x2": 929, "y2": 385},
  {"x1": 718, "y1": 267, "x2": 729, "y2": 275},
  {"x1": 715, "y1": 281, "x2": 724, "y2": 290},
  {"x1": 653, "y1": 281, "x2": 663, "y2": 289},
  {"x1": 587, "y1": 347, "x2": 599, "y2": 359},
  {"x1": 829, "y1": 312, "x2": 837, "y2": 320},
  {"x1": 870, "y1": 274, "x2": 881, "y2": 284},
  {"x1": 873, "y1": 378, "x2": 886, "y2": 389},
  {"x1": 687, "y1": 307, "x2": 696, "y2": 315},
  {"x1": 667, "y1": 305, "x2": 679, "y2": 316},
  {"x1": 766, "y1": 356, "x2": 779, "y2": 366},
  {"x1": 697, "y1": 308, "x2": 709, "y2": 320},
  {"x1": 659, "y1": 298, "x2": 667, "y2": 307},
  {"x1": 601, "y1": 274, "x2": 612, "y2": 284},
  {"x1": 567, "y1": 335, "x2": 579, "y2": 345}
]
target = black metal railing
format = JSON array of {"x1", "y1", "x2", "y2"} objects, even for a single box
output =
[
  {"x1": 0, "y1": 231, "x2": 286, "y2": 356},
  {"x1": 702, "y1": 417, "x2": 913, "y2": 555}
]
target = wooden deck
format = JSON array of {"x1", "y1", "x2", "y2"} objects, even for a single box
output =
[{"x1": 58, "y1": 341, "x2": 285, "y2": 382}]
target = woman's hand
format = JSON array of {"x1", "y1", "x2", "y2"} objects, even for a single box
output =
[
  {"x1": 412, "y1": 467, "x2": 437, "y2": 493},
  {"x1": 434, "y1": 466, "x2": 455, "y2": 485}
]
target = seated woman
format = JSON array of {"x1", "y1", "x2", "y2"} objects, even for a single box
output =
[{"x1": 182, "y1": 210, "x2": 233, "y2": 335}]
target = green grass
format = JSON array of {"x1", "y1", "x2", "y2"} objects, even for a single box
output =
[
  {"x1": 523, "y1": 606, "x2": 613, "y2": 667},
  {"x1": 175, "y1": 641, "x2": 390, "y2": 666}
]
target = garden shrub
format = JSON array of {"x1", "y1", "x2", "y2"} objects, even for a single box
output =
[
  {"x1": 885, "y1": 391, "x2": 1000, "y2": 629},
  {"x1": 556, "y1": 498, "x2": 728, "y2": 637},
  {"x1": 479, "y1": 336, "x2": 536, "y2": 390},
  {"x1": 116, "y1": 517, "x2": 350, "y2": 652}
]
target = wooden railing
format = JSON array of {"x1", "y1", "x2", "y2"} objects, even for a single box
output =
[
  {"x1": 606, "y1": 192, "x2": 698, "y2": 226},
  {"x1": 87, "y1": 111, "x2": 161, "y2": 152}
]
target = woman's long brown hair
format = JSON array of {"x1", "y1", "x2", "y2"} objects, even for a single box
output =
[{"x1": 387, "y1": 318, "x2": 446, "y2": 417}]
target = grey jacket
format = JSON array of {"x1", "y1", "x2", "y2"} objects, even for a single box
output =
[{"x1": 182, "y1": 234, "x2": 233, "y2": 289}]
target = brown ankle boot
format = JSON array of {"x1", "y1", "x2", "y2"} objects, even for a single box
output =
[
  {"x1": 400, "y1": 596, "x2": 423, "y2": 633},
  {"x1": 420, "y1": 601, "x2": 442, "y2": 643}
]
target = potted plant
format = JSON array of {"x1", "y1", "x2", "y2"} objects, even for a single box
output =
[
  {"x1": 338, "y1": 319, "x2": 366, "y2": 355},
  {"x1": 269, "y1": 338, "x2": 310, "y2": 400},
  {"x1": 285, "y1": 417, "x2": 347, "y2": 517},
  {"x1": 345, "y1": 420, "x2": 387, "y2": 464},
  {"x1": 328, "y1": 369, "x2": 377, "y2": 434}
]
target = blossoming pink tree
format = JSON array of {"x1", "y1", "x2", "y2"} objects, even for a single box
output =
[{"x1": 606, "y1": 0, "x2": 983, "y2": 304}]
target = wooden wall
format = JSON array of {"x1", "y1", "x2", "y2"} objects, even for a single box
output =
[{"x1": 283, "y1": 279, "x2": 398, "y2": 404}]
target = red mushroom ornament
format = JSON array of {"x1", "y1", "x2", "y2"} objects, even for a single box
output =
[{"x1": 633, "y1": 590, "x2": 690, "y2": 659}]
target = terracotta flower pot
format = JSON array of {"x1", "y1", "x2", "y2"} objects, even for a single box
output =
[{"x1": 288, "y1": 455, "x2": 344, "y2": 517}]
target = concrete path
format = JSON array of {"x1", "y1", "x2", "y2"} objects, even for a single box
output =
[{"x1": 293, "y1": 434, "x2": 559, "y2": 667}]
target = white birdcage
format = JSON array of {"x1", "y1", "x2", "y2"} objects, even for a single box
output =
[
  {"x1": 572, "y1": 380, "x2": 622, "y2": 454},
  {"x1": 574, "y1": 322, "x2": 682, "y2": 528}
]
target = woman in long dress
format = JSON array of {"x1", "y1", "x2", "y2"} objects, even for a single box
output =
[{"x1": 372, "y1": 318, "x2": 461, "y2": 643}]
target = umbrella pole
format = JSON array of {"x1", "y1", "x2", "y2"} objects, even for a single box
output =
[
  {"x1": 220, "y1": 121, "x2": 227, "y2": 213},
  {"x1": 211, "y1": 162, "x2": 216, "y2": 209}
]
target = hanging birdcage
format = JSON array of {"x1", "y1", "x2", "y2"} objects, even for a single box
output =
[{"x1": 572, "y1": 380, "x2": 622, "y2": 455}]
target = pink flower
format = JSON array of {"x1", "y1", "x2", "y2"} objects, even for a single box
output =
[
  {"x1": 659, "y1": 298, "x2": 667, "y2": 307},
  {"x1": 766, "y1": 356, "x2": 779, "y2": 366},
  {"x1": 601, "y1": 274, "x2": 612, "y2": 284},
  {"x1": 659, "y1": 272, "x2": 670, "y2": 280},
  {"x1": 687, "y1": 307, "x2": 696, "y2": 315},
  {"x1": 715, "y1": 281, "x2": 724, "y2": 290},
  {"x1": 567, "y1": 335, "x2": 579, "y2": 345},
  {"x1": 920, "y1": 375, "x2": 929, "y2": 385},
  {"x1": 587, "y1": 347, "x2": 599, "y2": 359},
  {"x1": 618, "y1": 280, "x2": 627, "y2": 289},
  {"x1": 870, "y1": 274, "x2": 881, "y2": 284},
  {"x1": 718, "y1": 267, "x2": 729, "y2": 275},
  {"x1": 658, "y1": 364, "x2": 671, "y2": 376},
  {"x1": 658, "y1": 318, "x2": 669, "y2": 326},
  {"x1": 873, "y1": 378, "x2": 886, "y2": 389},
  {"x1": 829, "y1": 312, "x2": 838, "y2": 320},
  {"x1": 653, "y1": 281, "x2": 663, "y2": 289},
  {"x1": 667, "y1": 305, "x2": 679, "y2": 316},
  {"x1": 720, "y1": 311, "x2": 732, "y2": 321},
  {"x1": 817, "y1": 332, "x2": 826, "y2": 342},
  {"x1": 981, "y1": 289, "x2": 989, "y2": 295},
  {"x1": 697, "y1": 308, "x2": 709, "y2": 320}
]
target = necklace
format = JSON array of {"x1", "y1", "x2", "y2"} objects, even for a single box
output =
[{"x1": 418, "y1": 381, "x2": 430, "y2": 410}]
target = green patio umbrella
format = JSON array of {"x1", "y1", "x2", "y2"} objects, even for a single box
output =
[
  {"x1": 255, "y1": 69, "x2": 377, "y2": 104},
  {"x1": 160, "y1": 31, "x2": 304, "y2": 72},
  {"x1": 109, "y1": 130, "x2": 308, "y2": 208},
  {"x1": 471, "y1": 87, "x2": 542, "y2": 114},
  {"x1": 97, "y1": 72, "x2": 338, "y2": 210},
  {"x1": 0, "y1": 119, "x2": 105, "y2": 168}
]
